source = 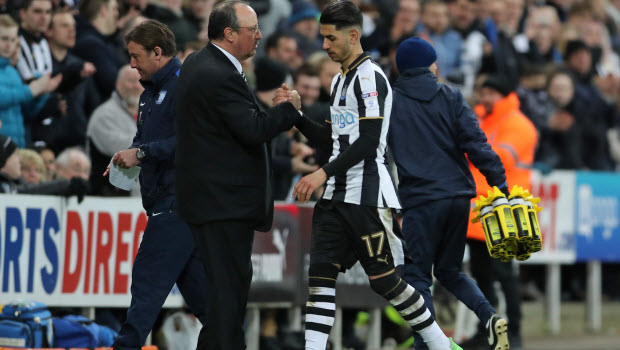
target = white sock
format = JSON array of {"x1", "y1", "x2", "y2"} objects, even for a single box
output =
[
  {"x1": 418, "y1": 322, "x2": 451, "y2": 350},
  {"x1": 385, "y1": 281, "x2": 451, "y2": 350},
  {"x1": 305, "y1": 329, "x2": 330, "y2": 350}
]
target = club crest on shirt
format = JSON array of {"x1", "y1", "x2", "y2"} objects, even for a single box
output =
[
  {"x1": 156, "y1": 91, "x2": 167, "y2": 104},
  {"x1": 340, "y1": 84, "x2": 348, "y2": 101}
]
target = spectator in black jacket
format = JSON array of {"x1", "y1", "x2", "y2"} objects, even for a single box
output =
[
  {"x1": 565, "y1": 39, "x2": 618, "y2": 171},
  {"x1": 73, "y1": 0, "x2": 127, "y2": 101},
  {"x1": 48, "y1": 9, "x2": 97, "y2": 92},
  {"x1": 533, "y1": 70, "x2": 584, "y2": 170}
]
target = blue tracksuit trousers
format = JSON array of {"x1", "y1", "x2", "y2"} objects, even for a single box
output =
[
  {"x1": 401, "y1": 197, "x2": 495, "y2": 350},
  {"x1": 112, "y1": 209, "x2": 208, "y2": 350}
]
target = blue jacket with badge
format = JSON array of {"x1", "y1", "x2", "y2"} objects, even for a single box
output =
[
  {"x1": 388, "y1": 67, "x2": 506, "y2": 210},
  {"x1": 131, "y1": 57, "x2": 182, "y2": 212}
]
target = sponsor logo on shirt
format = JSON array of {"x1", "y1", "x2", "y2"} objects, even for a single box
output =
[
  {"x1": 331, "y1": 112, "x2": 356, "y2": 128},
  {"x1": 364, "y1": 98, "x2": 377, "y2": 109},
  {"x1": 362, "y1": 91, "x2": 378, "y2": 99}
]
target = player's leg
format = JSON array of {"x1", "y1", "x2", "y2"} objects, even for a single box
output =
[
  {"x1": 304, "y1": 200, "x2": 352, "y2": 350},
  {"x1": 340, "y1": 203, "x2": 459, "y2": 350},
  {"x1": 370, "y1": 273, "x2": 459, "y2": 350},
  {"x1": 305, "y1": 263, "x2": 339, "y2": 350}
]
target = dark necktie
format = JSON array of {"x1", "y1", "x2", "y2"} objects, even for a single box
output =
[{"x1": 241, "y1": 70, "x2": 273, "y2": 225}]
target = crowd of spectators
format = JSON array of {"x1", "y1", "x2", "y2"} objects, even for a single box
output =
[
  {"x1": 1, "y1": 0, "x2": 619, "y2": 199},
  {"x1": 1, "y1": 0, "x2": 620, "y2": 345}
]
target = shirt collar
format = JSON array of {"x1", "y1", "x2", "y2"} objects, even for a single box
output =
[
  {"x1": 19, "y1": 28, "x2": 44, "y2": 43},
  {"x1": 212, "y1": 43, "x2": 243, "y2": 74},
  {"x1": 140, "y1": 57, "x2": 182, "y2": 90},
  {"x1": 340, "y1": 52, "x2": 371, "y2": 77}
]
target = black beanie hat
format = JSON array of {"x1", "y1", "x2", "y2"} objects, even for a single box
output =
[
  {"x1": 0, "y1": 134, "x2": 17, "y2": 169},
  {"x1": 255, "y1": 58, "x2": 288, "y2": 92},
  {"x1": 482, "y1": 75, "x2": 512, "y2": 96}
]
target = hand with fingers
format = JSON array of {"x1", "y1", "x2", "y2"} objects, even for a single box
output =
[
  {"x1": 103, "y1": 163, "x2": 111, "y2": 177},
  {"x1": 292, "y1": 168, "x2": 327, "y2": 203},
  {"x1": 273, "y1": 83, "x2": 291, "y2": 106},
  {"x1": 29, "y1": 73, "x2": 63, "y2": 97},
  {"x1": 112, "y1": 149, "x2": 141, "y2": 170},
  {"x1": 81, "y1": 62, "x2": 97, "y2": 78},
  {"x1": 273, "y1": 84, "x2": 302, "y2": 110}
]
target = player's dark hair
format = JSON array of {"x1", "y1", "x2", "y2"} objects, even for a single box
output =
[{"x1": 319, "y1": 0, "x2": 362, "y2": 30}]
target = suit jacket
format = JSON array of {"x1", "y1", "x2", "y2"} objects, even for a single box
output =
[{"x1": 176, "y1": 43, "x2": 299, "y2": 231}]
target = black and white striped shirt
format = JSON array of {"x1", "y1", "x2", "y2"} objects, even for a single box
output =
[
  {"x1": 16, "y1": 30, "x2": 53, "y2": 81},
  {"x1": 322, "y1": 53, "x2": 400, "y2": 209}
]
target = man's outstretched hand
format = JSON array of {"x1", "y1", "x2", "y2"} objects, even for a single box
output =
[
  {"x1": 293, "y1": 168, "x2": 327, "y2": 203},
  {"x1": 273, "y1": 84, "x2": 301, "y2": 110}
]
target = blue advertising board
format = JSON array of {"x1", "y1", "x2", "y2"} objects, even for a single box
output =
[{"x1": 575, "y1": 172, "x2": 620, "y2": 262}]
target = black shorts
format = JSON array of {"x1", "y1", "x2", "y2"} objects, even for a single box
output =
[{"x1": 310, "y1": 199, "x2": 408, "y2": 276}]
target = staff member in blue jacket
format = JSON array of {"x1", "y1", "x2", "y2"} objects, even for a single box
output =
[
  {"x1": 388, "y1": 37, "x2": 511, "y2": 350},
  {"x1": 104, "y1": 20, "x2": 208, "y2": 350}
]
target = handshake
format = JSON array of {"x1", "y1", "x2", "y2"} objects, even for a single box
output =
[{"x1": 272, "y1": 84, "x2": 302, "y2": 111}]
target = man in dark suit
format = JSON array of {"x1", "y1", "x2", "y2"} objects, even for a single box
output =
[{"x1": 175, "y1": 1, "x2": 302, "y2": 349}]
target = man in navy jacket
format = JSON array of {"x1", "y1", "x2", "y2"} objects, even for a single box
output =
[
  {"x1": 388, "y1": 37, "x2": 510, "y2": 350},
  {"x1": 105, "y1": 20, "x2": 208, "y2": 350}
]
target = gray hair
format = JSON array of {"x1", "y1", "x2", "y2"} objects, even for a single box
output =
[{"x1": 56, "y1": 147, "x2": 90, "y2": 169}]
